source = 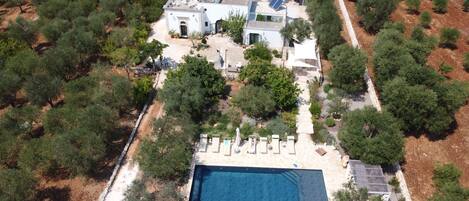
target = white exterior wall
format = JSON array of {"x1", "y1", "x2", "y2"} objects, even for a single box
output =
[
  {"x1": 243, "y1": 28, "x2": 284, "y2": 49},
  {"x1": 165, "y1": 9, "x2": 204, "y2": 36},
  {"x1": 198, "y1": 3, "x2": 249, "y2": 33}
]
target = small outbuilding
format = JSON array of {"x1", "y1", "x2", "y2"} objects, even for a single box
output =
[{"x1": 347, "y1": 160, "x2": 391, "y2": 201}]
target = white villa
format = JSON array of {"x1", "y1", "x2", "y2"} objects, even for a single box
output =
[{"x1": 163, "y1": 0, "x2": 287, "y2": 48}]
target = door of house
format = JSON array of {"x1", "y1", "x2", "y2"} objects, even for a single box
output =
[
  {"x1": 180, "y1": 21, "x2": 188, "y2": 38},
  {"x1": 249, "y1": 33, "x2": 260, "y2": 44},
  {"x1": 215, "y1": 20, "x2": 223, "y2": 33}
]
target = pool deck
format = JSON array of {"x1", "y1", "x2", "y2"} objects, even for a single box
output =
[{"x1": 183, "y1": 134, "x2": 348, "y2": 200}]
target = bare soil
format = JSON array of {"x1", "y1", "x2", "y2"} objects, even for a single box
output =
[
  {"x1": 340, "y1": 0, "x2": 469, "y2": 200},
  {"x1": 0, "y1": 1, "x2": 38, "y2": 31}
]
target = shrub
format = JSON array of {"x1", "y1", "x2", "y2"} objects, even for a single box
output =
[
  {"x1": 222, "y1": 12, "x2": 246, "y2": 44},
  {"x1": 272, "y1": 49, "x2": 281, "y2": 58},
  {"x1": 328, "y1": 44, "x2": 367, "y2": 94},
  {"x1": 244, "y1": 42, "x2": 272, "y2": 62},
  {"x1": 310, "y1": 101, "x2": 322, "y2": 118},
  {"x1": 406, "y1": 0, "x2": 420, "y2": 13},
  {"x1": 433, "y1": 0, "x2": 448, "y2": 13},
  {"x1": 339, "y1": 107, "x2": 404, "y2": 165},
  {"x1": 232, "y1": 85, "x2": 276, "y2": 119},
  {"x1": 325, "y1": 117, "x2": 336, "y2": 127},
  {"x1": 439, "y1": 27, "x2": 460, "y2": 48},
  {"x1": 356, "y1": 0, "x2": 397, "y2": 33},
  {"x1": 420, "y1": 11, "x2": 432, "y2": 28},
  {"x1": 439, "y1": 63, "x2": 454, "y2": 75},
  {"x1": 464, "y1": 52, "x2": 469, "y2": 72},
  {"x1": 306, "y1": 0, "x2": 344, "y2": 55}
]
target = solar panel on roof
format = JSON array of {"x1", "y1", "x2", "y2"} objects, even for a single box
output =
[{"x1": 269, "y1": 0, "x2": 283, "y2": 10}]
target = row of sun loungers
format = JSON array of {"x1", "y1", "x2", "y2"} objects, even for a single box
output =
[{"x1": 198, "y1": 134, "x2": 296, "y2": 155}]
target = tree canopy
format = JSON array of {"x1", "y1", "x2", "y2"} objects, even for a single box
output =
[
  {"x1": 356, "y1": 0, "x2": 397, "y2": 33},
  {"x1": 232, "y1": 85, "x2": 276, "y2": 119},
  {"x1": 137, "y1": 114, "x2": 196, "y2": 180},
  {"x1": 243, "y1": 42, "x2": 273, "y2": 62},
  {"x1": 339, "y1": 107, "x2": 404, "y2": 165},
  {"x1": 328, "y1": 44, "x2": 367, "y2": 94},
  {"x1": 159, "y1": 56, "x2": 225, "y2": 120}
]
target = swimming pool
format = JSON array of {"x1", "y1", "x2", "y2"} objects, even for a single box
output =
[{"x1": 189, "y1": 165, "x2": 328, "y2": 201}]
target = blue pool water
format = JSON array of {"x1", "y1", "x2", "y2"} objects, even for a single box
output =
[{"x1": 189, "y1": 165, "x2": 328, "y2": 201}]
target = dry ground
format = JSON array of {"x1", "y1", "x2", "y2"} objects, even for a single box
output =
[{"x1": 341, "y1": 0, "x2": 469, "y2": 200}]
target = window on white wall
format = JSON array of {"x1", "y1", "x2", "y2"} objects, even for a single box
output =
[{"x1": 205, "y1": 22, "x2": 208, "y2": 27}]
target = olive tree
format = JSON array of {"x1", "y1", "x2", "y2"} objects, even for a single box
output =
[
  {"x1": 0, "y1": 169, "x2": 37, "y2": 201},
  {"x1": 433, "y1": 0, "x2": 448, "y2": 13},
  {"x1": 439, "y1": 27, "x2": 460, "y2": 48},
  {"x1": 137, "y1": 114, "x2": 196, "y2": 180},
  {"x1": 328, "y1": 44, "x2": 367, "y2": 94},
  {"x1": 339, "y1": 107, "x2": 404, "y2": 165},
  {"x1": 356, "y1": 0, "x2": 397, "y2": 33},
  {"x1": 232, "y1": 85, "x2": 276, "y2": 119}
]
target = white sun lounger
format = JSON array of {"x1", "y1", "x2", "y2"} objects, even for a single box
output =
[
  {"x1": 287, "y1": 136, "x2": 295, "y2": 154},
  {"x1": 199, "y1": 134, "x2": 208, "y2": 152},
  {"x1": 223, "y1": 139, "x2": 231, "y2": 156},
  {"x1": 272, "y1": 135, "x2": 280, "y2": 154},
  {"x1": 259, "y1": 137, "x2": 268, "y2": 154},
  {"x1": 248, "y1": 136, "x2": 257, "y2": 154},
  {"x1": 212, "y1": 136, "x2": 220, "y2": 153}
]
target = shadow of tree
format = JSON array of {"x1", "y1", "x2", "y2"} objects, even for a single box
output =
[{"x1": 35, "y1": 186, "x2": 71, "y2": 201}]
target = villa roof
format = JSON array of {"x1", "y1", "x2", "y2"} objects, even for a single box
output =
[{"x1": 349, "y1": 160, "x2": 390, "y2": 195}]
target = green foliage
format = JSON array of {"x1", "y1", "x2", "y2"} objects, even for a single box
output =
[
  {"x1": 244, "y1": 42, "x2": 273, "y2": 62},
  {"x1": 419, "y1": 11, "x2": 432, "y2": 28},
  {"x1": 239, "y1": 60, "x2": 299, "y2": 110},
  {"x1": 7, "y1": 17, "x2": 37, "y2": 47},
  {"x1": 138, "y1": 114, "x2": 196, "y2": 180},
  {"x1": 328, "y1": 95, "x2": 349, "y2": 119},
  {"x1": 325, "y1": 117, "x2": 336, "y2": 127},
  {"x1": 52, "y1": 128, "x2": 106, "y2": 175},
  {"x1": 381, "y1": 78, "x2": 438, "y2": 132},
  {"x1": 333, "y1": 181, "x2": 369, "y2": 201},
  {"x1": 0, "y1": 38, "x2": 28, "y2": 67},
  {"x1": 232, "y1": 85, "x2": 276, "y2": 119},
  {"x1": 439, "y1": 27, "x2": 460, "y2": 48},
  {"x1": 280, "y1": 18, "x2": 313, "y2": 43},
  {"x1": 222, "y1": 12, "x2": 246, "y2": 44},
  {"x1": 464, "y1": 52, "x2": 469, "y2": 72},
  {"x1": 41, "y1": 44, "x2": 80, "y2": 79},
  {"x1": 5, "y1": 49, "x2": 40, "y2": 79},
  {"x1": 429, "y1": 164, "x2": 469, "y2": 201},
  {"x1": 339, "y1": 107, "x2": 404, "y2": 165},
  {"x1": 405, "y1": 0, "x2": 420, "y2": 13},
  {"x1": 266, "y1": 68, "x2": 300, "y2": 110},
  {"x1": 124, "y1": 180, "x2": 155, "y2": 201},
  {"x1": 373, "y1": 28, "x2": 416, "y2": 88},
  {"x1": 140, "y1": 39, "x2": 168, "y2": 65},
  {"x1": 160, "y1": 56, "x2": 225, "y2": 120},
  {"x1": 266, "y1": 117, "x2": 294, "y2": 137},
  {"x1": 310, "y1": 101, "x2": 322, "y2": 119},
  {"x1": 225, "y1": 107, "x2": 242, "y2": 127},
  {"x1": 0, "y1": 71, "x2": 21, "y2": 106},
  {"x1": 356, "y1": 0, "x2": 397, "y2": 33},
  {"x1": 133, "y1": 76, "x2": 154, "y2": 108},
  {"x1": 239, "y1": 59, "x2": 274, "y2": 86},
  {"x1": 40, "y1": 18, "x2": 70, "y2": 42},
  {"x1": 109, "y1": 47, "x2": 139, "y2": 77},
  {"x1": 306, "y1": 0, "x2": 344, "y2": 55},
  {"x1": 0, "y1": 105, "x2": 40, "y2": 137},
  {"x1": 433, "y1": 0, "x2": 448, "y2": 13},
  {"x1": 25, "y1": 73, "x2": 62, "y2": 106},
  {"x1": 0, "y1": 169, "x2": 37, "y2": 201},
  {"x1": 328, "y1": 44, "x2": 367, "y2": 94},
  {"x1": 439, "y1": 63, "x2": 454, "y2": 75}
]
